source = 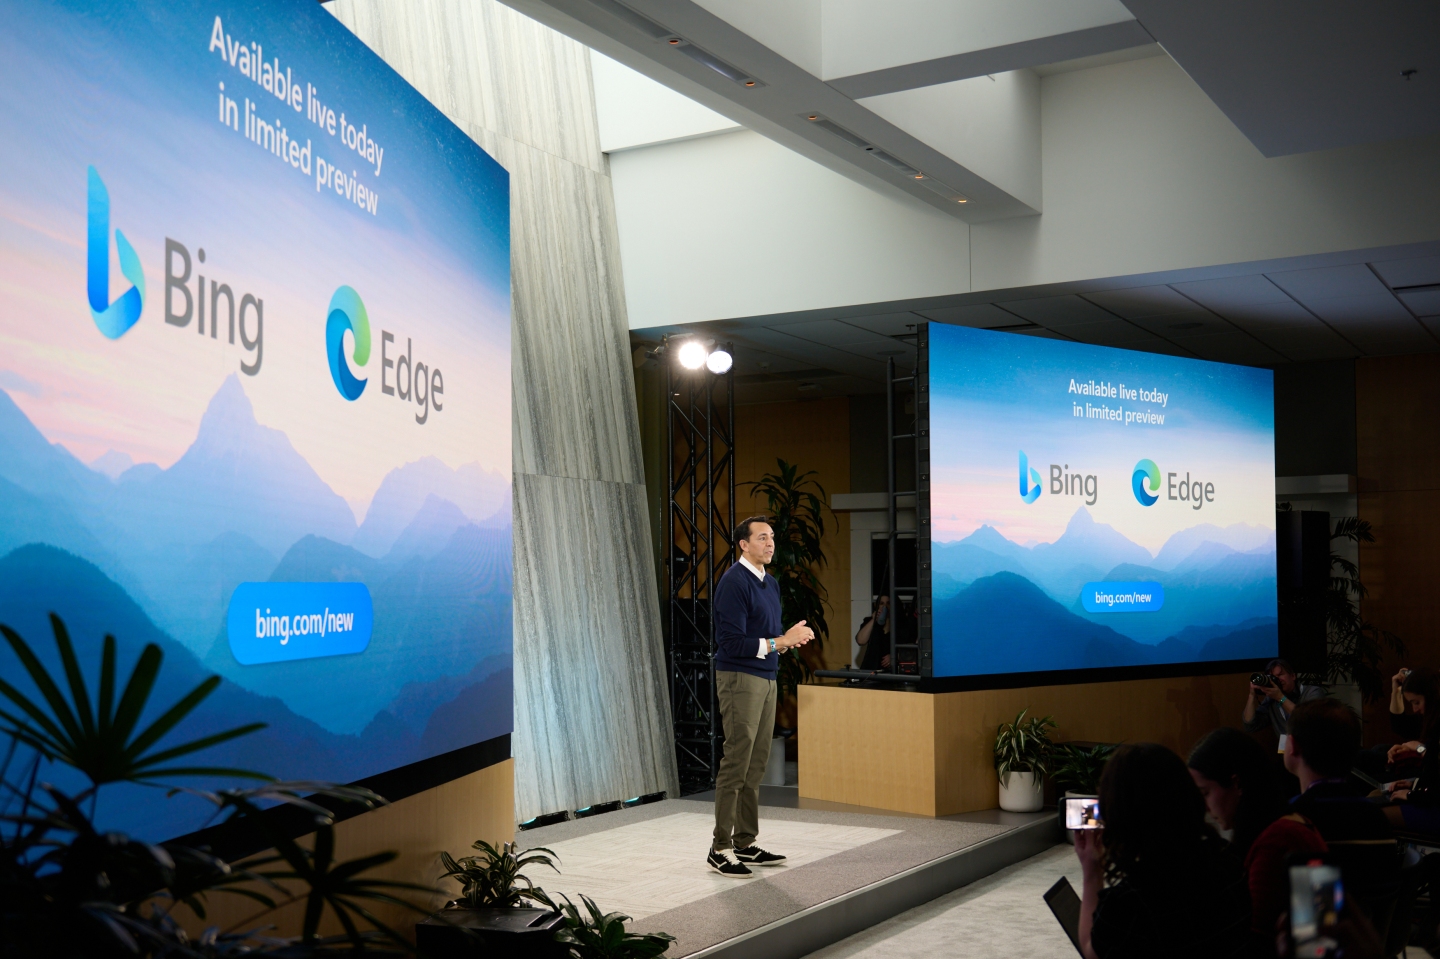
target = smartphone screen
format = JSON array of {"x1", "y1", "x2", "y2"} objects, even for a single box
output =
[
  {"x1": 1290, "y1": 863, "x2": 1343, "y2": 958},
  {"x1": 1063, "y1": 796, "x2": 1101, "y2": 830}
]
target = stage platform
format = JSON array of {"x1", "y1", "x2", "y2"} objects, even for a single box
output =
[{"x1": 520, "y1": 785, "x2": 1059, "y2": 958}]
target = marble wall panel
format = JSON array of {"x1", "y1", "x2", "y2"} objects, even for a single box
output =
[
  {"x1": 514, "y1": 473, "x2": 676, "y2": 815},
  {"x1": 329, "y1": 0, "x2": 605, "y2": 173},
  {"x1": 329, "y1": 0, "x2": 677, "y2": 820}
]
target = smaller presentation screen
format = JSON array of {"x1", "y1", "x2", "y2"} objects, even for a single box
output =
[{"x1": 929, "y1": 324, "x2": 1276, "y2": 679}]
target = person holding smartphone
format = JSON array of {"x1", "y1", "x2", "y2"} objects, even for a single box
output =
[
  {"x1": 855, "y1": 594, "x2": 890, "y2": 671},
  {"x1": 1073, "y1": 743, "x2": 1251, "y2": 959}
]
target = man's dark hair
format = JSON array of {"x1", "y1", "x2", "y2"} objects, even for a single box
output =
[
  {"x1": 1288, "y1": 698, "x2": 1361, "y2": 778},
  {"x1": 733, "y1": 516, "x2": 770, "y2": 547},
  {"x1": 1266, "y1": 658, "x2": 1295, "y2": 675}
]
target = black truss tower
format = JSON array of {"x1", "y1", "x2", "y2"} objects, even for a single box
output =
[{"x1": 664, "y1": 341, "x2": 735, "y2": 794}]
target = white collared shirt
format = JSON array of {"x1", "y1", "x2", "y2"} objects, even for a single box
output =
[{"x1": 738, "y1": 556, "x2": 773, "y2": 658}]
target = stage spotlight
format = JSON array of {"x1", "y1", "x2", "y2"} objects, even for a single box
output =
[
  {"x1": 677, "y1": 340, "x2": 708, "y2": 370},
  {"x1": 706, "y1": 349, "x2": 733, "y2": 374}
]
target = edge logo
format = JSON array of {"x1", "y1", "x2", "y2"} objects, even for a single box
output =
[
  {"x1": 1018, "y1": 451, "x2": 1041, "y2": 504},
  {"x1": 86, "y1": 167, "x2": 146, "y2": 339},
  {"x1": 326, "y1": 285, "x2": 371, "y2": 401},
  {"x1": 1132, "y1": 458, "x2": 1161, "y2": 506}
]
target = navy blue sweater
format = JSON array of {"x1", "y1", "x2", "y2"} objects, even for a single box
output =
[{"x1": 713, "y1": 562, "x2": 782, "y2": 679}]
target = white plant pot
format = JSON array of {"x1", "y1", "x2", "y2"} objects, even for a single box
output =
[{"x1": 998, "y1": 770, "x2": 1044, "y2": 812}]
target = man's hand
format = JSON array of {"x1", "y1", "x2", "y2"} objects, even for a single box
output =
[
  {"x1": 1253, "y1": 681, "x2": 1284, "y2": 702},
  {"x1": 778, "y1": 620, "x2": 814, "y2": 649},
  {"x1": 1388, "y1": 741, "x2": 1423, "y2": 764}
]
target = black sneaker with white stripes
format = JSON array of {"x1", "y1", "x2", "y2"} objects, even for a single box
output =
[
  {"x1": 734, "y1": 845, "x2": 787, "y2": 866},
  {"x1": 707, "y1": 847, "x2": 753, "y2": 877}
]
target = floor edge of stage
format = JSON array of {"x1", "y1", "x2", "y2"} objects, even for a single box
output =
[{"x1": 687, "y1": 811, "x2": 1062, "y2": 959}]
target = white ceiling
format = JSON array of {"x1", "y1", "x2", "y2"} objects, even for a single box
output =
[
  {"x1": 1121, "y1": 0, "x2": 1440, "y2": 157},
  {"x1": 633, "y1": 244, "x2": 1440, "y2": 405}
]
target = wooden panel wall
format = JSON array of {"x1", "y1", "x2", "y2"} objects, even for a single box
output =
[
  {"x1": 186, "y1": 761, "x2": 515, "y2": 937},
  {"x1": 801, "y1": 674, "x2": 1251, "y2": 816},
  {"x1": 735, "y1": 397, "x2": 853, "y2": 672},
  {"x1": 1356, "y1": 354, "x2": 1440, "y2": 737}
]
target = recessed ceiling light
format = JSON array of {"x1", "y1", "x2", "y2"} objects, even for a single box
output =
[
  {"x1": 744, "y1": 80, "x2": 756, "y2": 86},
  {"x1": 667, "y1": 37, "x2": 680, "y2": 44},
  {"x1": 956, "y1": 198, "x2": 968, "y2": 203},
  {"x1": 914, "y1": 173, "x2": 925, "y2": 179},
  {"x1": 807, "y1": 114, "x2": 818, "y2": 121}
]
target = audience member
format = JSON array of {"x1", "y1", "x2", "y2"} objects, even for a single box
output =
[
  {"x1": 1243, "y1": 658, "x2": 1327, "y2": 739},
  {"x1": 1284, "y1": 699, "x2": 1400, "y2": 932},
  {"x1": 1383, "y1": 667, "x2": 1440, "y2": 834},
  {"x1": 1074, "y1": 743, "x2": 1251, "y2": 959},
  {"x1": 1188, "y1": 727, "x2": 1327, "y2": 945},
  {"x1": 1387, "y1": 666, "x2": 1432, "y2": 743}
]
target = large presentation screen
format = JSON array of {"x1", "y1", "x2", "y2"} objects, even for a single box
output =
[
  {"x1": 0, "y1": 0, "x2": 512, "y2": 837},
  {"x1": 929, "y1": 324, "x2": 1276, "y2": 679}
]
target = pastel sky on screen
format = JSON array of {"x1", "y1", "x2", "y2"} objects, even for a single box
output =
[
  {"x1": 0, "y1": 1, "x2": 511, "y2": 515},
  {"x1": 928, "y1": 324, "x2": 1276, "y2": 554}
]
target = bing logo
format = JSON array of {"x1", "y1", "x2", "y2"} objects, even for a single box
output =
[
  {"x1": 326, "y1": 285, "x2": 371, "y2": 401},
  {"x1": 1018, "y1": 451, "x2": 1042, "y2": 504},
  {"x1": 1132, "y1": 458, "x2": 1161, "y2": 506},
  {"x1": 86, "y1": 166, "x2": 146, "y2": 339}
]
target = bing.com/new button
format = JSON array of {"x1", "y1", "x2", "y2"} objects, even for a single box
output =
[{"x1": 1082, "y1": 581, "x2": 1165, "y2": 613}]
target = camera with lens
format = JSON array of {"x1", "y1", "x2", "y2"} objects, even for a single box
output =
[{"x1": 1250, "y1": 672, "x2": 1275, "y2": 688}]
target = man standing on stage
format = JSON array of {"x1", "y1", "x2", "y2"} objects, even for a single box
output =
[{"x1": 707, "y1": 515, "x2": 814, "y2": 877}]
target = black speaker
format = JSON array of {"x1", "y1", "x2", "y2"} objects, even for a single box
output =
[{"x1": 1276, "y1": 510, "x2": 1329, "y2": 673}]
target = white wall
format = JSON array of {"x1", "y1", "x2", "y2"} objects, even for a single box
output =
[
  {"x1": 608, "y1": 129, "x2": 972, "y2": 328},
  {"x1": 819, "y1": 0, "x2": 1134, "y2": 79},
  {"x1": 589, "y1": 50, "x2": 738, "y2": 153},
  {"x1": 971, "y1": 54, "x2": 1440, "y2": 291},
  {"x1": 860, "y1": 70, "x2": 1042, "y2": 211}
]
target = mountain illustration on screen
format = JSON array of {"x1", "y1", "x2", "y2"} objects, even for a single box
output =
[
  {"x1": 353, "y1": 456, "x2": 511, "y2": 557},
  {"x1": 931, "y1": 570, "x2": 1275, "y2": 676},
  {"x1": 0, "y1": 382, "x2": 513, "y2": 742},
  {"x1": 109, "y1": 375, "x2": 359, "y2": 556},
  {"x1": 932, "y1": 506, "x2": 1277, "y2": 656},
  {"x1": 0, "y1": 543, "x2": 510, "y2": 841}
]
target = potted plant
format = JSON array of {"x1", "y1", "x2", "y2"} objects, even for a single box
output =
[
  {"x1": 743, "y1": 459, "x2": 833, "y2": 730},
  {"x1": 554, "y1": 894, "x2": 676, "y2": 958},
  {"x1": 417, "y1": 839, "x2": 566, "y2": 958},
  {"x1": 1049, "y1": 742, "x2": 1116, "y2": 841},
  {"x1": 1321, "y1": 515, "x2": 1404, "y2": 706},
  {"x1": 993, "y1": 708, "x2": 1056, "y2": 812}
]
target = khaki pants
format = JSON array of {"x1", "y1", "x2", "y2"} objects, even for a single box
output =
[{"x1": 713, "y1": 669, "x2": 777, "y2": 851}]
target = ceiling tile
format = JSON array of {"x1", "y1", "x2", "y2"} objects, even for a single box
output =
[
  {"x1": 1170, "y1": 275, "x2": 1291, "y2": 312},
  {"x1": 917, "y1": 303, "x2": 1030, "y2": 328},
  {"x1": 740, "y1": 326, "x2": 888, "y2": 380},
  {"x1": 839, "y1": 312, "x2": 927, "y2": 336},
  {"x1": 1266, "y1": 264, "x2": 1389, "y2": 302},
  {"x1": 1125, "y1": 310, "x2": 1234, "y2": 337},
  {"x1": 1298, "y1": 294, "x2": 1435, "y2": 355},
  {"x1": 773, "y1": 318, "x2": 893, "y2": 347},
  {"x1": 1371, "y1": 256, "x2": 1440, "y2": 290},
  {"x1": 1059, "y1": 320, "x2": 1163, "y2": 347},
  {"x1": 1167, "y1": 331, "x2": 1285, "y2": 366},
  {"x1": 996, "y1": 294, "x2": 1117, "y2": 328},
  {"x1": 1216, "y1": 301, "x2": 1358, "y2": 359},
  {"x1": 1082, "y1": 286, "x2": 1197, "y2": 319},
  {"x1": 1398, "y1": 289, "x2": 1440, "y2": 317}
]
